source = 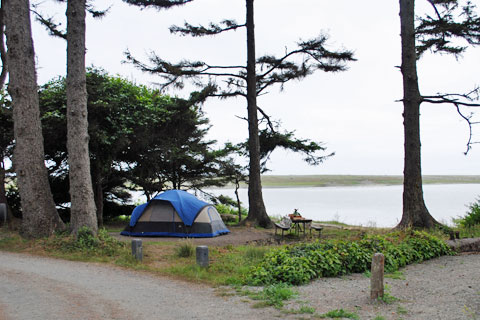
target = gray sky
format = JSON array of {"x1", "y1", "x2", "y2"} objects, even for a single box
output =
[{"x1": 32, "y1": 0, "x2": 480, "y2": 175}]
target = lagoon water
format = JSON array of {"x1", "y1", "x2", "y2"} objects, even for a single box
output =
[{"x1": 205, "y1": 184, "x2": 480, "y2": 227}]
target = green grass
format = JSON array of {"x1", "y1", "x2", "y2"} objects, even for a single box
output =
[
  {"x1": 378, "y1": 285, "x2": 399, "y2": 304},
  {"x1": 397, "y1": 305, "x2": 408, "y2": 315},
  {"x1": 317, "y1": 308, "x2": 359, "y2": 319},
  {"x1": 165, "y1": 245, "x2": 269, "y2": 286},
  {"x1": 174, "y1": 240, "x2": 194, "y2": 258},
  {"x1": 385, "y1": 270, "x2": 406, "y2": 280},
  {"x1": 237, "y1": 283, "x2": 298, "y2": 309}
]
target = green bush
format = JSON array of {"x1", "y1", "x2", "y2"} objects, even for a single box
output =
[
  {"x1": 215, "y1": 203, "x2": 247, "y2": 217},
  {"x1": 458, "y1": 198, "x2": 480, "y2": 228},
  {"x1": 44, "y1": 227, "x2": 127, "y2": 257},
  {"x1": 248, "y1": 231, "x2": 452, "y2": 285}
]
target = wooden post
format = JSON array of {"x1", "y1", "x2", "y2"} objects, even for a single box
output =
[
  {"x1": 370, "y1": 253, "x2": 384, "y2": 299},
  {"x1": 131, "y1": 239, "x2": 143, "y2": 261},
  {"x1": 196, "y1": 246, "x2": 209, "y2": 268}
]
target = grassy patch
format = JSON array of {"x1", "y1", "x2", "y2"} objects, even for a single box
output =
[
  {"x1": 284, "y1": 305, "x2": 316, "y2": 314},
  {"x1": 397, "y1": 305, "x2": 408, "y2": 315},
  {"x1": 317, "y1": 308, "x2": 359, "y2": 319},
  {"x1": 385, "y1": 270, "x2": 406, "y2": 280},
  {"x1": 378, "y1": 285, "x2": 399, "y2": 304},
  {"x1": 174, "y1": 240, "x2": 194, "y2": 258},
  {"x1": 237, "y1": 283, "x2": 298, "y2": 309},
  {"x1": 164, "y1": 245, "x2": 270, "y2": 286}
]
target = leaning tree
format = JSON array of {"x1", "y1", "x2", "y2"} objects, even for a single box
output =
[
  {"x1": 126, "y1": 0, "x2": 355, "y2": 227},
  {"x1": 398, "y1": 0, "x2": 480, "y2": 229}
]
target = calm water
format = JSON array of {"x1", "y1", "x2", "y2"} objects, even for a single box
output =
[{"x1": 205, "y1": 184, "x2": 480, "y2": 227}]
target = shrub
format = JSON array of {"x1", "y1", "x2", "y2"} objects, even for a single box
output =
[
  {"x1": 458, "y1": 198, "x2": 480, "y2": 228},
  {"x1": 248, "y1": 231, "x2": 452, "y2": 285},
  {"x1": 43, "y1": 227, "x2": 127, "y2": 257}
]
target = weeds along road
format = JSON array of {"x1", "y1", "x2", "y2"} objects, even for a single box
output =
[{"x1": 0, "y1": 252, "x2": 271, "y2": 320}]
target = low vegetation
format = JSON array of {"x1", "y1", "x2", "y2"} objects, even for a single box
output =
[
  {"x1": 454, "y1": 197, "x2": 480, "y2": 238},
  {"x1": 248, "y1": 231, "x2": 453, "y2": 285},
  {"x1": 317, "y1": 308, "x2": 359, "y2": 319}
]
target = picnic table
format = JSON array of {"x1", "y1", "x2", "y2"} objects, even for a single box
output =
[{"x1": 290, "y1": 217, "x2": 312, "y2": 236}]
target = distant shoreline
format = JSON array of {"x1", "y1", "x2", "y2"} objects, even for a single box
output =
[{"x1": 235, "y1": 175, "x2": 480, "y2": 188}]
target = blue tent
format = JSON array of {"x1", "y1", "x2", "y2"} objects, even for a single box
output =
[{"x1": 121, "y1": 190, "x2": 230, "y2": 237}]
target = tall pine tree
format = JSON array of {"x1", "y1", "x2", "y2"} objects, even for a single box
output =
[
  {"x1": 126, "y1": 0, "x2": 354, "y2": 227},
  {"x1": 4, "y1": 0, "x2": 64, "y2": 237},
  {"x1": 398, "y1": 0, "x2": 480, "y2": 229}
]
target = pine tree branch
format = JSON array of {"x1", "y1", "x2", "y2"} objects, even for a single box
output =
[
  {"x1": 422, "y1": 87, "x2": 480, "y2": 154},
  {"x1": 122, "y1": 0, "x2": 193, "y2": 10},
  {"x1": 125, "y1": 50, "x2": 247, "y2": 91},
  {"x1": 86, "y1": 3, "x2": 110, "y2": 18},
  {"x1": 257, "y1": 106, "x2": 276, "y2": 133},
  {"x1": 416, "y1": 0, "x2": 480, "y2": 57},
  {"x1": 170, "y1": 20, "x2": 246, "y2": 37},
  {"x1": 255, "y1": 35, "x2": 355, "y2": 95},
  {"x1": 30, "y1": 7, "x2": 67, "y2": 39}
]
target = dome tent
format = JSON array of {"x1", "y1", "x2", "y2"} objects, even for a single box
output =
[{"x1": 121, "y1": 190, "x2": 230, "y2": 238}]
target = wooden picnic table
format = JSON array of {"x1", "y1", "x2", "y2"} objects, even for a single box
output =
[{"x1": 290, "y1": 218, "x2": 312, "y2": 236}]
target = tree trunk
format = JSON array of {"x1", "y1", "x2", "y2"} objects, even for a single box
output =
[
  {"x1": 66, "y1": 0, "x2": 98, "y2": 235},
  {"x1": 0, "y1": 0, "x2": 8, "y2": 89},
  {"x1": 0, "y1": 159, "x2": 7, "y2": 205},
  {"x1": 234, "y1": 180, "x2": 242, "y2": 223},
  {"x1": 397, "y1": 0, "x2": 440, "y2": 229},
  {"x1": 93, "y1": 179, "x2": 104, "y2": 228},
  {"x1": 4, "y1": 0, "x2": 65, "y2": 237},
  {"x1": 243, "y1": 0, "x2": 271, "y2": 228}
]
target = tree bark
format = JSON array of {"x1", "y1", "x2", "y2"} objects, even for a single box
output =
[
  {"x1": 397, "y1": 0, "x2": 440, "y2": 229},
  {"x1": 4, "y1": 0, "x2": 64, "y2": 237},
  {"x1": 93, "y1": 179, "x2": 104, "y2": 228},
  {"x1": 234, "y1": 180, "x2": 242, "y2": 223},
  {"x1": 0, "y1": 0, "x2": 8, "y2": 89},
  {"x1": 243, "y1": 0, "x2": 271, "y2": 228},
  {"x1": 66, "y1": 0, "x2": 98, "y2": 235}
]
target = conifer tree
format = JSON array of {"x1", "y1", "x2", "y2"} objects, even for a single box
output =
[
  {"x1": 126, "y1": 0, "x2": 354, "y2": 227},
  {"x1": 4, "y1": 0, "x2": 65, "y2": 237},
  {"x1": 398, "y1": 0, "x2": 480, "y2": 229}
]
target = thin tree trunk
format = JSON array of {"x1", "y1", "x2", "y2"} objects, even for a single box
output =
[
  {"x1": 94, "y1": 180, "x2": 104, "y2": 228},
  {"x1": 5, "y1": 0, "x2": 64, "y2": 237},
  {"x1": 397, "y1": 0, "x2": 440, "y2": 229},
  {"x1": 0, "y1": 159, "x2": 7, "y2": 204},
  {"x1": 243, "y1": 0, "x2": 271, "y2": 228},
  {"x1": 0, "y1": 0, "x2": 8, "y2": 89},
  {"x1": 66, "y1": 0, "x2": 98, "y2": 234},
  {"x1": 234, "y1": 180, "x2": 242, "y2": 223}
]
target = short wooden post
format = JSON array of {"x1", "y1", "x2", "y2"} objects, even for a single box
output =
[
  {"x1": 131, "y1": 239, "x2": 143, "y2": 261},
  {"x1": 196, "y1": 245, "x2": 209, "y2": 268},
  {"x1": 370, "y1": 253, "x2": 384, "y2": 299}
]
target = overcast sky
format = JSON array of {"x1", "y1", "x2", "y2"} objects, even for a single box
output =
[{"x1": 31, "y1": 0, "x2": 480, "y2": 175}]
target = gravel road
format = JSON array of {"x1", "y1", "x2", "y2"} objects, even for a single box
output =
[
  {"x1": 0, "y1": 252, "x2": 479, "y2": 320},
  {"x1": 0, "y1": 252, "x2": 272, "y2": 320}
]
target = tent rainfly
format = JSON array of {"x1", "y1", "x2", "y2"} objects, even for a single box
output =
[{"x1": 121, "y1": 190, "x2": 230, "y2": 238}]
